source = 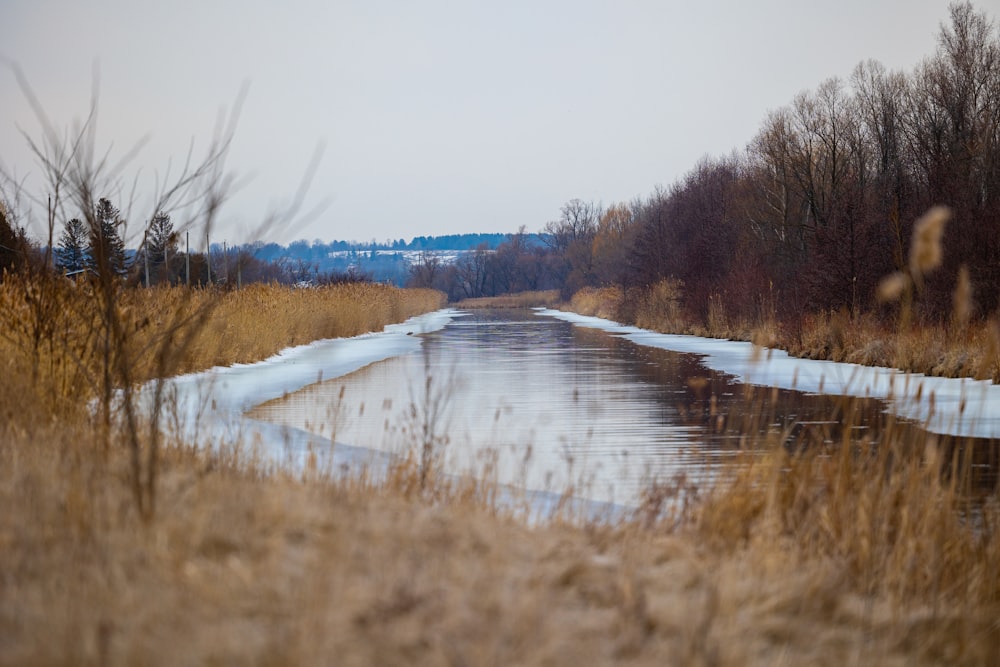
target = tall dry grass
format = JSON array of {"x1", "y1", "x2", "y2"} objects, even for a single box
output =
[
  {"x1": 693, "y1": 400, "x2": 999, "y2": 663},
  {"x1": 4, "y1": 357, "x2": 999, "y2": 664},
  {"x1": 454, "y1": 289, "x2": 561, "y2": 309},
  {"x1": 0, "y1": 279, "x2": 445, "y2": 409},
  {"x1": 785, "y1": 309, "x2": 1000, "y2": 380},
  {"x1": 0, "y1": 276, "x2": 444, "y2": 519},
  {"x1": 174, "y1": 283, "x2": 445, "y2": 373},
  {"x1": 569, "y1": 281, "x2": 755, "y2": 340},
  {"x1": 568, "y1": 285, "x2": 627, "y2": 321}
]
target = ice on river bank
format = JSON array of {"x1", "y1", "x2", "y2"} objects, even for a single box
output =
[
  {"x1": 135, "y1": 305, "x2": 998, "y2": 518},
  {"x1": 140, "y1": 309, "x2": 459, "y2": 471},
  {"x1": 538, "y1": 309, "x2": 1000, "y2": 440}
]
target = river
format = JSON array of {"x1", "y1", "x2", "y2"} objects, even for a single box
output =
[{"x1": 248, "y1": 308, "x2": 966, "y2": 506}]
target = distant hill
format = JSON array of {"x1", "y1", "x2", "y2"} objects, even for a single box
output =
[
  {"x1": 239, "y1": 232, "x2": 545, "y2": 286},
  {"x1": 403, "y1": 233, "x2": 508, "y2": 251}
]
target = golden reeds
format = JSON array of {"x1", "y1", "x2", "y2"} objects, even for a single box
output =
[
  {"x1": 454, "y1": 290, "x2": 561, "y2": 309},
  {"x1": 909, "y1": 205, "x2": 949, "y2": 284},
  {"x1": 953, "y1": 264, "x2": 973, "y2": 329},
  {"x1": 0, "y1": 281, "x2": 445, "y2": 409},
  {"x1": 567, "y1": 286, "x2": 627, "y2": 321}
]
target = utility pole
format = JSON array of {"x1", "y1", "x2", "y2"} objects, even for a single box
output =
[
  {"x1": 48, "y1": 196, "x2": 55, "y2": 269},
  {"x1": 186, "y1": 231, "x2": 190, "y2": 286}
]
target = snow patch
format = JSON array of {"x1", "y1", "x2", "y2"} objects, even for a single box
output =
[
  {"x1": 139, "y1": 309, "x2": 459, "y2": 469},
  {"x1": 537, "y1": 309, "x2": 1000, "y2": 439}
]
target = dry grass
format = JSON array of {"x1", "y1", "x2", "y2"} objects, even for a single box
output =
[
  {"x1": 454, "y1": 290, "x2": 561, "y2": 309},
  {"x1": 2, "y1": 274, "x2": 999, "y2": 665},
  {"x1": 569, "y1": 282, "x2": 758, "y2": 341},
  {"x1": 788, "y1": 312, "x2": 1000, "y2": 382},
  {"x1": 178, "y1": 283, "x2": 445, "y2": 373},
  {"x1": 4, "y1": 398, "x2": 998, "y2": 665},
  {"x1": 568, "y1": 284, "x2": 1000, "y2": 383},
  {"x1": 0, "y1": 279, "x2": 445, "y2": 411},
  {"x1": 693, "y1": 406, "x2": 1000, "y2": 664},
  {"x1": 568, "y1": 286, "x2": 627, "y2": 321}
]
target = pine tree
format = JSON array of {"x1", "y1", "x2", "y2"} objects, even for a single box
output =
[
  {"x1": 139, "y1": 211, "x2": 178, "y2": 284},
  {"x1": 89, "y1": 198, "x2": 127, "y2": 277},
  {"x1": 147, "y1": 212, "x2": 177, "y2": 263},
  {"x1": 0, "y1": 200, "x2": 26, "y2": 276},
  {"x1": 56, "y1": 218, "x2": 90, "y2": 274}
]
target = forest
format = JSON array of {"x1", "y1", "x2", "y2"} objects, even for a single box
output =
[{"x1": 412, "y1": 2, "x2": 1000, "y2": 325}]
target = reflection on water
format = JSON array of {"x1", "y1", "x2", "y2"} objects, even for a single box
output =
[{"x1": 249, "y1": 309, "x2": 988, "y2": 505}]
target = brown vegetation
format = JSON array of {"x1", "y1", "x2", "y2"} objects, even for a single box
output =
[
  {"x1": 0, "y1": 278, "x2": 445, "y2": 413},
  {"x1": 454, "y1": 289, "x2": 561, "y2": 309},
  {"x1": 2, "y1": 274, "x2": 998, "y2": 665},
  {"x1": 568, "y1": 203, "x2": 1000, "y2": 383},
  {"x1": 4, "y1": 413, "x2": 998, "y2": 666},
  {"x1": 570, "y1": 283, "x2": 1000, "y2": 382}
]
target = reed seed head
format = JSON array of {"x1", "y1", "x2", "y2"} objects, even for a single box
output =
[
  {"x1": 952, "y1": 264, "x2": 973, "y2": 326},
  {"x1": 877, "y1": 271, "x2": 909, "y2": 303},
  {"x1": 909, "y1": 206, "x2": 949, "y2": 282}
]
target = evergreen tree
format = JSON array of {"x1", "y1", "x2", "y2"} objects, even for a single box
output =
[
  {"x1": 147, "y1": 212, "x2": 177, "y2": 259},
  {"x1": 139, "y1": 211, "x2": 177, "y2": 283},
  {"x1": 56, "y1": 218, "x2": 90, "y2": 274},
  {"x1": 0, "y1": 200, "x2": 28, "y2": 276},
  {"x1": 89, "y1": 198, "x2": 127, "y2": 277}
]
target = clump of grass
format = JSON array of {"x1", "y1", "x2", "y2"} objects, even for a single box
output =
[
  {"x1": 567, "y1": 286, "x2": 626, "y2": 320},
  {"x1": 632, "y1": 279, "x2": 688, "y2": 333},
  {"x1": 690, "y1": 401, "x2": 999, "y2": 662},
  {"x1": 568, "y1": 280, "x2": 759, "y2": 341},
  {"x1": 454, "y1": 289, "x2": 561, "y2": 309},
  {"x1": 0, "y1": 280, "x2": 445, "y2": 406},
  {"x1": 178, "y1": 283, "x2": 445, "y2": 373}
]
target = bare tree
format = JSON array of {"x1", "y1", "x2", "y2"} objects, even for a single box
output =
[{"x1": 407, "y1": 251, "x2": 443, "y2": 289}]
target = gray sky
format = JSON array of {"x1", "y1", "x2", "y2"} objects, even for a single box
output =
[{"x1": 0, "y1": 0, "x2": 971, "y2": 245}]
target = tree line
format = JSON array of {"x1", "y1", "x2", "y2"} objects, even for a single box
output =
[
  {"x1": 415, "y1": 2, "x2": 1000, "y2": 322},
  {"x1": 0, "y1": 196, "x2": 374, "y2": 288}
]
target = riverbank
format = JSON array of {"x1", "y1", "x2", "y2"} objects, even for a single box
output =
[
  {"x1": 2, "y1": 284, "x2": 998, "y2": 664},
  {"x1": 568, "y1": 285, "x2": 1000, "y2": 383},
  {"x1": 454, "y1": 289, "x2": 561, "y2": 309},
  {"x1": 7, "y1": 430, "x2": 995, "y2": 666},
  {"x1": 5, "y1": 405, "x2": 997, "y2": 664}
]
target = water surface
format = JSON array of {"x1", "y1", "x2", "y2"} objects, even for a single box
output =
[{"x1": 251, "y1": 308, "x2": 914, "y2": 504}]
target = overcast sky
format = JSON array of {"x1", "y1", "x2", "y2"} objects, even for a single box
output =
[{"x1": 0, "y1": 0, "x2": 977, "y2": 246}]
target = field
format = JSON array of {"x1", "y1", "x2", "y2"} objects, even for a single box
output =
[{"x1": 1, "y1": 279, "x2": 999, "y2": 665}]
